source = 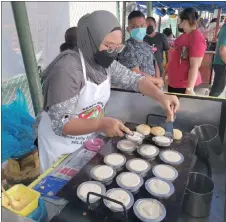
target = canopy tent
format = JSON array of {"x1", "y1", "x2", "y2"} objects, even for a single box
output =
[{"x1": 136, "y1": 1, "x2": 226, "y2": 13}]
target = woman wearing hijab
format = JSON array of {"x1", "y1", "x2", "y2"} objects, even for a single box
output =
[
  {"x1": 60, "y1": 27, "x2": 77, "y2": 52},
  {"x1": 37, "y1": 10, "x2": 179, "y2": 172}
]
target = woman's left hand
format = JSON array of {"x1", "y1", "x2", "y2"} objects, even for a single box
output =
[{"x1": 160, "y1": 94, "x2": 180, "y2": 116}]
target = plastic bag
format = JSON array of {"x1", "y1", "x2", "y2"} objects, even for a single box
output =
[
  {"x1": 1, "y1": 89, "x2": 35, "y2": 162},
  {"x1": 1, "y1": 131, "x2": 20, "y2": 162},
  {"x1": 27, "y1": 198, "x2": 47, "y2": 222}
]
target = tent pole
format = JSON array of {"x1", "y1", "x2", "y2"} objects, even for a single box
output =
[
  {"x1": 116, "y1": 1, "x2": 120, "y2": 23},
  {"x1": 11, "y1": 2, "x2": 43, "y2": 116},
  {"x1": 122, "y1": 1, "x2": 127, "y2": 42},
  {"x1": 214, "y1": 8, "x2": 222, "y2": 41},
  {"x1": 147, "y1": 2, "x2": 152, "y2": 17},
  {"x1": 211, "y1": 12, "x2": 214, "y2": 20},
  {"x1": 158, "y1": 16, "x2": 161, "y2": 32},
  {"x1": 176, "y1": 8, "x2": 182, "y2": 37}
]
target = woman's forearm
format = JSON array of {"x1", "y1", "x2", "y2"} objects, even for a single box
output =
[
  {"x1": 187, "y1": 66, "x2": 199, "y2": 88},
  {"x1": 63, "y1": 118, "x2": 101, "y2": 136},
  {"x1": 138, "y1": 77, "x2": 165, "y2": 102},
  {"x1": 131, "y1": 68, "x2": 163, "y2": 88}
]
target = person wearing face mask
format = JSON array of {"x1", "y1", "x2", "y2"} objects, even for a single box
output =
[
  {"x1": 166, "y1": 8, "x2": 206, "y2": 95},
  {"x1": 144, "y1": 17, "x2": 170, "y2": 77},
  {"x1": 118, "y1": 11, "x2": 162, "y2": 87},
  {"x1": 36, "y1": 10, "x2": 179, "y2": 172}
]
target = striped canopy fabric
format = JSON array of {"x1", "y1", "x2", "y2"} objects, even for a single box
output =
[{"x1": 137, "y1": 1, "x2": 226, "y2": 13}]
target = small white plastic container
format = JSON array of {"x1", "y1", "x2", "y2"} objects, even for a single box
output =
[
  {"x1": 137, "y1": 144, "x2": 160, "y2": 160},
  {"x1": 126, "y1": 158, "x2": 151, "y2": 177},
  {"x1": 90, "y1": 165, "x2": 116, "y2": 185},
  {"x1": 103, "y1": 188, "x2": 134, "y2": 212},
  {"x1": 152, "y1": 136, "x2": 173, "y2": 147},
  {"x1": 159, "y1": 150, "x2": 184, "y2": 166},
  {"x1": 104, "y1": 153, "x2": 126, "y2": 172},
  {"x1": 116, "y1": 172, "x2": 144, "y2": 194},
  {"x1": 126, "y1": 131, "x2": 145, "y2": 144},
  {"x1": 145, "y1": 177, "x2": 175, "y2": 199},
  {"x1": 133, "y1": 198, "x2": 166, "y2": 222},
  {"x1": 117, "y1": 139, "x2": 137, "y2": 154},
  {"x1": 77, "y1": 181, "x2": 106, "y2": 205},
  {"x1": 152, "y1": 164, "x2": 178, "y2": 182}
]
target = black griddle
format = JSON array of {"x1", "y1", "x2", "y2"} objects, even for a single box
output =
[{"x1": 52, "y1": 122, "x2": 198, "y2": 222}]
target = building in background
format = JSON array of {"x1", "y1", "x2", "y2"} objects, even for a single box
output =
[
  {"x1": 2, "y1": 1, "x2": 121, "y2": 81},
  {"x1": 1, "y1": 1, "x2": 122, "y2": 115}
]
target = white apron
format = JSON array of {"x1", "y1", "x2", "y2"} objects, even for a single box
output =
[{"x1": 38, "y1": 50, "x2": 111, "y2": 173}]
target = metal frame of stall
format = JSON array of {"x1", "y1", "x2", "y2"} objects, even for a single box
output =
[
  {"x1": 11, "y1": 2, "x2": 43, "y2": 116},
  {"x1": 6, "y1": 1, "x2": 226, "y2": 221}
]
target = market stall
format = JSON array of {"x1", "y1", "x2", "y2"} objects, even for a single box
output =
[
  {"x1": 3, "y1": 89, "x2": 226, "y2": 222},
  {"x1": 2, "y1": 2, "x2": 226, "y2": 222}
]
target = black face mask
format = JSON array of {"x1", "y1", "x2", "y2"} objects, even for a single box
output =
[
  {"x1": 147, "y1": 25, "x2": 154, "y2": 35},
  {"x1": 94, "y1": 50, "x2": 118, "y2": 68},
  {"x1": 178, "y1": 25, "x2": 184, "y2": 33}
]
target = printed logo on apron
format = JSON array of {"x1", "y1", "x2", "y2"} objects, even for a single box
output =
[{"x1": 78, "y1": 102, "x2": 104, "y2": 119}]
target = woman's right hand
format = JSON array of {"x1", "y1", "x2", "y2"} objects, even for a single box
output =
[{"x1": 98, "y1": 117, "x2": 133, "y2": 137}]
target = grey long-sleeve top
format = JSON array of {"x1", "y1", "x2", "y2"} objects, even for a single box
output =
[{"x1": 35, "y1": 52, "x2": 144, "y2": 137}]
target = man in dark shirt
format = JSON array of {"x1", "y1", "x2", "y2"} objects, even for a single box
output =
[
  {"x1": 144, "y1": 17, "x2": 170, "y2": 77},
  {"x1": 118, "y1": 11, "x2": 163, "y2": 88}
]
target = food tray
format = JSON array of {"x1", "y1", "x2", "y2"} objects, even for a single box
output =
[
  {"x1": 2, "y1": 184, "x2": 40, "y2": 217},
  {"x1": 55, "y1": 122, "x2": 198, "y2": 222}
]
